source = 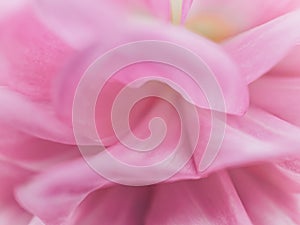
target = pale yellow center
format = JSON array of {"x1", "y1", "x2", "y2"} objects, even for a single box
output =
[
  {"x1": 170, "y1": 0, "x2": 183, "y2": 25},
  {"x1": 169, "y1": 0, "x2": 234, "y2": 42},
  {"x1": 185, "y1": 14, "x2": 235, "y2": 42}
]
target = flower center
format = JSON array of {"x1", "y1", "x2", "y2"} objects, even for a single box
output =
[
  {"x1": 170, "y1": 0, "x2": 183, "y2": 25},
  {"x1": 169, "y1": 1, "x2": 235, "y2": 42},
  {"x1": 185, "y1": 14, "x2": 234, "y2": 42}
]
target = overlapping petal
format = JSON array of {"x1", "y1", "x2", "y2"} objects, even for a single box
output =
[
  {"x1": 53, "y1": 21, "x2": 249, "y2": 122},
  {"x1": 0, "y1": 5, "x2": 73, "y2": 100},
  {"x1": 16, "y1": 103, "x2": 300, "y2": 224},
  {"x1": 223, "y1": 9, "x2": 300, "y2": 83},
  {"x1": 250, "y1": 74, "x2": 300, "y2": 127},
  {"x1": 229, "y1": 164, "x2": 300, "y2": 224},
  {"x1": 249, "y1": 46, "x2": 300, "y2": 127},
  {"x1": 209, "y1": 106, "x2": 300, "y2": 173},
  {"x1": 0, "y1": 161, "x2": 33, "y2": 225},
  {"x1": 0, "y1": 88, "x2": 74, "y2": 144},
  {"x1": 0, "y1": 123, "x2": 79, "y2": 171},
  {"x1": 2, "y1": 1, "x2": 300, "y2": 225},
  {"x1": 145, "y1": 171, "x2": 252, "y2": 225},
  {"x1": 16, "y1": 158, "x2": 111, "y2": 225},
  {"x1": 68, "y1": 186, "x2": 150, "y2": 225}
]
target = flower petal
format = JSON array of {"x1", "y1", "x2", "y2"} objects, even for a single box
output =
[
  {"x1": 0, "y1": 5, "x2": 73, "y2": 100},
  {"x1": 15, "y1": 84, "x2": 202, "y2": 223},
  {"x1": 16, "y1": 158, "x2": 111, "y2": 225},
  {"x1": 249, "y1": 46, "x2": 300, "y2": 127},
  {"x1": 145, "y1": 171, "x2": 252, "y2": 225},
  {"x1": 277, "y1": 158, "x2": 300, "y2": 189},
  {"x1": 26, "y1": 0, "x2": 248, "y2": 117},
  {"x1": 269, "y1": 45, "x2": 300, "y2": 77},
  {"x1": 223, "y1": 10, "x2": 300, "y2": 83},
  {"x1": 0, "y1": 161, "x2": 33, "y2": 225},
  {"x1": 229, "y1": 164, "x2": 300, "y2": 224},
  {"x1": 16, "y1": 105, "x2": 300, "y2": 224},
  {"x1": 54, "y1": 22, "x2": 249, "y2": 121},
  {"x1": 31, "y1": 0, "x2": 124, "y2": 49},
  {"x1": 249, "y1": 75, "x2": 300, "y2": 127},
  {"x1": 68, "y1": 186, "x2": 150, "y2": 225},
  {"x1": 0, "y1": 87, "x2": 74, "y2": 144},
  {"x1": 0, "y1": 123, "x2": 79, "y2": 171},
  {"x1": 0, "y1": 0, "x2": 27, "y2": 20},
  {"x1": 208, "y1": 106, "x2": 300, "y2": 173}
]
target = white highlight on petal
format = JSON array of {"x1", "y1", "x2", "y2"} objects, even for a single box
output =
[
  {"x1": 0, "y1": 0, "x2": 26, "y2": 19},
  {"x1": 28, "y1": 217, "x2": 45, "y2": 225}
]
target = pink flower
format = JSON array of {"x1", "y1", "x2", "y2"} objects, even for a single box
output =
[{"x1": 0, "y1": 0, "x2": 300, "y2": 224}]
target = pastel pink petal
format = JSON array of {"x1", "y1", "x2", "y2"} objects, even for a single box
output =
[
  {"x1": 0, "y1": 88, "x2": 74, "y2": 144},
  {"x1": 16, "y1": 158, "x2": 112, "y2": 225},
  {"x1": 0, "y1": 5, "x2": 73, "y2": 100},
  {"x1": 239, "y1": 161, "x2": 300, "y2": 194},
  {"x1": 223, "y1": 10, "x2": 300, "y2": 83},
  {"x1": 0, "y1": 161, "x2": 33, "y2": 225},
  {"x1": 269, "y1": 45, "x2": 300, "y2": 77},
  {"x1": 93, "y1": 81, "x2": 189, "y2": 147},
  {"x1": 249, "y1": 45, "x2": 300, "y2": 127},
  {"x1": 0, "y1": 161, "x2": 33, "y2": 197},
  {"x1": 68, "y1": 186, "x2": 150, "y2": 225},
  {"x1": 90, "y1": 82, "x2": 209, "y2": 183},
  {"x1": 63, "y1": 77, "x2": 300, "y2": 184},
  {"x1": 55, "y1": 22, "x2": 248, "y2": 122},
  {"x1": 15, "y1": 101, "x2": 208, "y2": 224},
  {"x1": 15, "y1": 86, "x2": 201, "y2": 223},
  {"x1": 15, "y1": 105, "x2": 300, "y2": 224},
  {"x1": 0, "y1": 196, "x2": 31, "y2": 225},
  {"x1": 25, "y1": 0, "x2": 245, "y2": 124},
  {"x1": 277, "y1": 159, "x2": 300, "y2": 189},
  {"x1": 17, "y1": 158, "x2": 151, "y2": 224},
  {"x1": 122, "y1": 24, "x2": 249, "y2": 115},
  {"x1": 0, "y1": 123, "x2": 79, "y2": 171},
  {"x1": 207, "y1": 106, "x2": 300, "y2": 173},
  {"x1": 0, "y1": 0, "x2": 27, "y2": 20},
  {"x1": 249, "y1": 74, "x2": 300, "y2": 127},
  {"x1": 0, "y1": 53, "x2": 8, "y2": 86},
  {"x1": 145, "y1": 171, "x2": 252, "y2": 225},
  {"x1": 77, "y1": 80, "x2": 230, "y2": 179},
  {"x1": 229, "y1": 164, "x2": 300, "y2": 224},
  {"x1": 0, "y1": 203, "x2": 31, "y2": 224},
  {"x1": 143, "y1": 0, "x2": 170, "y2": 21},
  {"x1": 31, "y1": 0, "x2": 125, "y2": 49},
  {"x1": 16, "y1": 157, "x2": 250, "y2": 225}
]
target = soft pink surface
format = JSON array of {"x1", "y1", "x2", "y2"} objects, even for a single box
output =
[{"x1": 0, "y1": 1, "x2": 300, "y2": 224}]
